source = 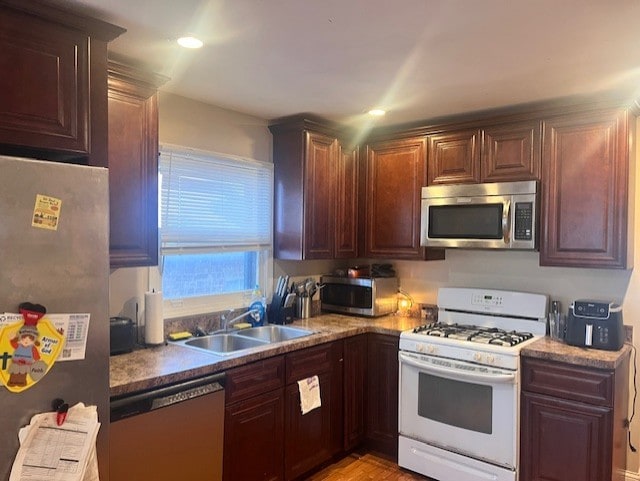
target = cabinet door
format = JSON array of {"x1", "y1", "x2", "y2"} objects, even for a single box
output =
[
  {"x1": 366, "y1": 334, "x2": 399, "y2": 459},
  {"x1": 108, "y1": 62, "x2": 161, "y2": 267},
  {"x1": 304, "y1": 131, "x2": 337, "y2": 259},
  {"x1": 343, "y1": 335, "x2": 367, "y2": 450},
  {"x1": 520, "y1": 392, "x2": 612, "y2": 481},
  {"x1": 284, "y1": 371, "x2": 337, "y2": 480},
  {"x1": 540, "y1": 109, "x2": 630, "y2": 268},
  {"x1": 284, "y1": 341, "x2": 343, "y2": 480},
  {"x1": 335, "y1": 144, "x2": 359, "y2": 258},
  {"x1": 427, "y1": 129, "x2": 481, "y2": 185},
  {"x1": 364, "y1": 137, "x2": 427, "y2": 259},
  {"x1": 482, "y1": 121, "x2": 541, "y2": 182},
  {"x1": 224, "y1": 389, "x2": 284, "y2": 481},
  {"x1": 0, "y1": 7, "x2": 89, "y2": 156}
]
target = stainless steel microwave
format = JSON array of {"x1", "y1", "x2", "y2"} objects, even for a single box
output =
[
  {"x1": 420, "y1": 180, "x2": 539, "y2": 250},
  {"x1": 320, "y1": 276, "x2": 398, "y2": 317}
]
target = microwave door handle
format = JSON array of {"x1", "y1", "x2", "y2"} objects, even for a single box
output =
[
  {"x1": 399, "y1": 353, "x2": 516, "y2": 384},
  {"x1": 502, "y1": 199, "x2": 511, "y2": 245}
]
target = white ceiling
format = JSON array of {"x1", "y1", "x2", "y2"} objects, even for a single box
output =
[{"x1": 58, "y1": 0, "x2": 640, "y2": 127}]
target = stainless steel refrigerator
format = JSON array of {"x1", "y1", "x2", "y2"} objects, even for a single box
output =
[{"x1": 0, "y1": 155, "x2": 110, "y2": 480}]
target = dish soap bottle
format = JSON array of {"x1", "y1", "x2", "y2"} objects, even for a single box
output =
[{"x1": 249, "y1": 284, "x2": 266, "y2": 327}]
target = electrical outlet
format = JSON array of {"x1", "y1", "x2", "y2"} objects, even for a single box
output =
[{"x1": 624, "y1": 324, "x2": 633, "y2": 344}]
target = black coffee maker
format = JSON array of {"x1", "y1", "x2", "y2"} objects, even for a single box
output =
[{"x1": 564, "y1": 299, "x2": 624, "y2": 351}]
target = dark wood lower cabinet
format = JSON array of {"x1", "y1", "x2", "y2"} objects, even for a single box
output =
[
  {"x1": 284, "y1": 372, "x2": 336, "y2": 480},
  {"x1": 223, "y1": 342, "x2": 345, "y2": 481},
  {"x1": 343, "y1": 334, "x2": 367, "y2": 451},
  {"x1": 520, "y1": 356, "x2": 629, "y2": 481},
  {"x1": 284, "y1": 341, "x2": 343, "y2": 480},
  {"x1": 366, "y1": 334, "x2": 399, "y2": 459},
  {"x1": 222, "y1": 335, "x2": 403, "y2": 479},
  {"x1": 521, "y1": 392, "x2": 612, "y2": 481},
  {"x1": 223, "y1": 356, "x2": 285, "y2": 481},
  {"x1": 224, "y1": 389, "x2": 284, "y2": 481}
]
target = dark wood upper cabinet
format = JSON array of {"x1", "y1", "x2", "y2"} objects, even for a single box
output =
[
  {"x1": 365, "y1": 137, "x2": 444, "y2": 260},
  {"x1": 108, "y1": 60, "x2": 167, "y2": 268},
  {"x1": 335, "y1": 144, "x2": 359, "y2": 258},
  {"x1": 427, "y1": 122, "x2": 541, "y2": 185},
  {"x1": 540, "y1": 108, "x2": 631, "y2": 268},
  {"x1": 270, "y1": 118, "x2": 359, "y2": 260},
  {"x1": 303, "y1": 131, "x2": 337, "y2": 259},
  {"x1": 0, "y1": 2, "x2": 123, "y2": 165},
  {"x1": 274, "y1": 95, "x2": 634, "y2": 268},
  {"x1": 427, "y1": 129, "x2": 481, "y2": 184},
  {"x1": 482, "y1": 120, "x2": 541, "y2": 182}
]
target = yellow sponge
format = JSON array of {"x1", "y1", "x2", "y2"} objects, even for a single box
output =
[
  {"x1": 234, "y1": 322, "x2": 252, "y2": 330},
  {"x1": 168, "y1": 331, "x2": 192, "y2": 341}
]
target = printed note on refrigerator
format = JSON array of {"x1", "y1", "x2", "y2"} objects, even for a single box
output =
[
  {"x1": 10, "y1": 403, "x2": 101, "y2": 481},
  {"x1": 1, "y1": 313, "x2": 90, "y2": 361}
]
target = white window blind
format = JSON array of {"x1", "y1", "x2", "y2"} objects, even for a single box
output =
[{"x1": 159, "y1": 145, "x2": 274, "y2": 254}]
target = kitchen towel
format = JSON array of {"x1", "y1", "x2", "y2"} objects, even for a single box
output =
[
  {"x1": 297, "y1": 375, "x2": 321, "y2": 415},
  {"x1": 144, "y1": 290, "x2": 164, "y2": 345}
]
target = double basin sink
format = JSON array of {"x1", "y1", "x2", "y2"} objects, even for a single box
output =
[{"x1": 173, "y1": 325, "x2": 315, "y2": 356}]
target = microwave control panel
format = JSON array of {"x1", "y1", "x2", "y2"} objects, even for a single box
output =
[{"x1": 514, "y1": 202, "x2": 533, "y2": 240}]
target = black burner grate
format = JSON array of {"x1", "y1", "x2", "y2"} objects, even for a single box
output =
[{"x1": 413, "y1": 322, "x2": 533, "y2": 346}]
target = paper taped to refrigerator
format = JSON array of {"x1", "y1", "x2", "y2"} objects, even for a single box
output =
[{"x1": 10, "y1": 402, "x2": 100, "y2": 481}]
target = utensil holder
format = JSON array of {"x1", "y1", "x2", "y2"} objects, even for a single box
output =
[{"x1": 296, "y1": 297, "x2": 312, "y2": 319}]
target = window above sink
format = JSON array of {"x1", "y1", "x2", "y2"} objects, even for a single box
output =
[{"x1": 154, "y1": 144, "x2": 274, "y2": 318}]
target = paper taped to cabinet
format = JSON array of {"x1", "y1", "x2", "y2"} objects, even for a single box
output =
[{"x1": 298, "y1": 375, "x2": 321, "y2": 415}]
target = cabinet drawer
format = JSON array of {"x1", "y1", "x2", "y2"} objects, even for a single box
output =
[
  {"x1": 522, "y1": 358, "x2": 614, "y2": 407},
  {"x1": 286, "y1": 342, "x2": 341, "y2": 384},
  {"x1": 226, "y1": 355, "x2": 285, "y2": 404}
]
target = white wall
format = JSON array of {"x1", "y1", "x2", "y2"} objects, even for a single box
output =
[
  {"x1": 395, "y1": 250, "x2": 633, "y2": 308},
  {"x1": 157, "y1": 92, "x2": 272, "y2": 161}
]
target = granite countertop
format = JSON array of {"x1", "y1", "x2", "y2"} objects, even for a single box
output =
[
  {"x1": 111, "y1": 314, "x2": 632, "y2": 398},
  {"x1": 521, "y1": 337, "x2": 632, "y2": 370},
  {"x1": 109, "y1": 313, "x2": 424, "y2": 397}
]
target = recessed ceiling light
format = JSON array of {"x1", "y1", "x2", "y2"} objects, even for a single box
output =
[
  {"x1": 368, "y1": 109, "x2": 386, "y2": 117},
  {"x1": 177, "y1": 36, "x2": 204, "y2": 49}
]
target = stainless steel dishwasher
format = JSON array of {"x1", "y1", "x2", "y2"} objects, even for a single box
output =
[{"x1": 110, "y1": 373, "x2": 225, "y2": 481}]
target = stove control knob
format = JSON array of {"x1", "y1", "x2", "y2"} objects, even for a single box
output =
[
  {"x1": 486, "y1": 355, "x2": 495, "y2": 365},
  {"x1": 473, "y1": 353, "x2": 484, "y2": 363},
  {"x1": 427, "y1": 345, "x2": 436, "y2": 354}
]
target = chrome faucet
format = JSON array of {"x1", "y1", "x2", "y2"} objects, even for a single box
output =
[{"x1": 221, "y1": 309, "x2": 260, "y2": 332}]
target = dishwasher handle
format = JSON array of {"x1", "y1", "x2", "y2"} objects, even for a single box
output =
[{"x1": 111, "y1": 372, "x2": 225, "y2": 421}]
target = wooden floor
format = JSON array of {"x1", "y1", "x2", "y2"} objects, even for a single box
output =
[{"x1": 305, "y1": 452, "x2": 432, "y2": 481}]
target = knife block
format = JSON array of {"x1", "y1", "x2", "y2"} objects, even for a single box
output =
[{"x1": 268, "y1": 303, "x2": 294, "y2": 325}]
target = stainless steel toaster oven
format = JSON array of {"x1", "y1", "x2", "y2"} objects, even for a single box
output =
[{"x1": 319, "y1": 276, "x2": 398, "y2": 317}]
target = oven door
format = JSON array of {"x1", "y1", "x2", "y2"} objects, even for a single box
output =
[{"x1": 399, "y1": 351, "x2": 519, "y2": 469}]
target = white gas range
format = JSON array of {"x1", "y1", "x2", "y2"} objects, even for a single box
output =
[{"x1": 398, "y1": 287, "x2": 548, "y2": 481}]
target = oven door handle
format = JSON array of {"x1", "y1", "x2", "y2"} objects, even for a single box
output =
[{"x1": 399, "y1": 353, "x2": 516, "y2": 384}]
